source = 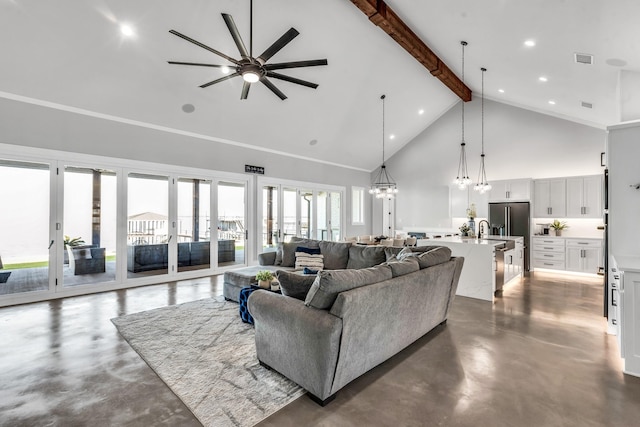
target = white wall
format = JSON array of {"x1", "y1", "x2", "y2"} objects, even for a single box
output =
[
  {"x1": 0, "y1": 96, "x2": 373, "y2": 238},
  {"x1": 382, "y1": 98, "x2": 607, "y2": 231}
]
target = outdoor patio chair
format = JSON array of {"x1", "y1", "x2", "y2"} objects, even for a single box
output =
[{"x1": 68, "y1": 246, "x2": 106, "y2": 275}]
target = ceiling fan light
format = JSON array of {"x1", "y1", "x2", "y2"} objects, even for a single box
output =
[{"x1": 242, "y1": 71, "x2": 260, "y2": 83}]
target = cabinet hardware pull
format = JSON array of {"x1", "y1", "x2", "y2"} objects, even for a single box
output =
[
  {"x1": 612, "y1": 319, "x2": 617, "y2": 325},
  {"x1": 578, "y1": 242, "x2": 588, "y2": 245},
  {"x1": 543, "y1": 247, "x2": 554, "y2": 249},
  {"x1": 544, "y1": 254, "x2": 554, "y2": 257},
  {"x1": 544, "y1": 263, "x2": 553, "y2": 266}
]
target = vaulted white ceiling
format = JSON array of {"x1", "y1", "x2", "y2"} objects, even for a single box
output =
[{"x1": 1, "y1": 0, "x2": 638, "y2": 171}]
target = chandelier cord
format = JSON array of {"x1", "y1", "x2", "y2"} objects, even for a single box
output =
[{"x1": 381, "y1": 94, "x2": 386, "y2": 165}]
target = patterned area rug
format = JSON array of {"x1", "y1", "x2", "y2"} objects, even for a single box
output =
[{"x1": 111, "y1": 297, "x2": 305, "y2": 427}]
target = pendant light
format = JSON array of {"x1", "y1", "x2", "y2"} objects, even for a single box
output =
[
  {"x1": 369, "y1": 94, "x2": 398, "y2": 199},
  {"x1": 474, "y1": 67, "x2": 492, "y2": 193},
  {"x1": 453, "y1": 41, "x2": 471, "y2": 190}
]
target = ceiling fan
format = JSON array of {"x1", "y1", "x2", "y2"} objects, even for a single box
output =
[{"x1": 168, "y1": 0, "x2": 328, "y2": 100}]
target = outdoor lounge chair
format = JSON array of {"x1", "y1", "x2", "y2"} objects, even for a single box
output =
[{"x1": 68, "y1": 246, "x2": 106, "y2": 275}]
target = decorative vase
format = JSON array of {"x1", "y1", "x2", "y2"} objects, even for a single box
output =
[
  {"x1": 258, "y1": 280, "x2": 270, "y2": 289},
  {"x1": 554, "y1": 229, "x2": 562, "y2": 237},
  {"x1": 467, "y1": 218, "x2": 476, "y2": 235}
]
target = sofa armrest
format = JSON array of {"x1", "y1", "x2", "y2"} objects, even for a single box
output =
[
  {"x1": 248, "y1": 291, "x2": 342, "y2": 400},
  {"x1": 258, "y1": 251, "x2": 277, "y2": 265}
]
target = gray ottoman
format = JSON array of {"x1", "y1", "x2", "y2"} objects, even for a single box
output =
[{"x1": 223, "y1": 266, "x2": 291, "y2": 302}]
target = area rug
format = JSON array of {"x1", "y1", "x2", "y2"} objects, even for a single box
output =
[{"x1": 111, "y1": 297, "x2": 305, "y2": 427}]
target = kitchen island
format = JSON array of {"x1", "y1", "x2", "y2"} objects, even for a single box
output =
[{"x1": 419, "y1": 236, "x2": 524, "y2": 302}]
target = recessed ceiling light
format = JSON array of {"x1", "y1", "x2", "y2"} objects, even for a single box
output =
[
  {"x1": 389, "y1": 134, "x2": 395, "y2": 140},
  {"x1": 221, "y1": 66, "x2": 231, "y2": 74},
  {"x1": 524, "y1": 40, "x2": 536, "y2": 47},
  {"x1": 120, "y1": 24, "x2": 135, "y2": 37},
  {"x1": 548, "y1": 100, "x2": 556, "y2": 105},
  {"x1": 539, "y1": 76, "x2": 548, "y2": 82},
  {"x1": 498, "y1": 89, "x2": 505, "y2": 93},
  {"x1": 309, "y1": 139, "x2": 318, "y2": 146},
  {"x1": 418, "y1": 109, "x2": 424, "y2": 115},
  {"x1": 182, "y1": 104, "x2": 195, "y2": 113}
]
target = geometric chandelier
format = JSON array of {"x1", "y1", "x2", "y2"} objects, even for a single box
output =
[
  {"x1": 369, "y1": 94, "x2": 398, "y2": 199},
  {"x1": 453, "y1": 41, "x2": 472, "y2": 190},
  {"x1": 474, "y1": 67, "x2": 492, "y2": 193}
]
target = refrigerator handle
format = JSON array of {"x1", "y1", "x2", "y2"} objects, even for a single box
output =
[{"x1": 505, "y1": 206, "x2": 511, "y2": 236}]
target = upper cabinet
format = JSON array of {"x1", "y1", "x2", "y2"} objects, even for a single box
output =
[
  {"x1": 488, "y1": 179, "x2": 532, "y2": 202},
  {"x1": 566, "y1": 175, "x2": 603, "y2": 218},
  {"x1": 533, "y1": 179, "x2": 566, "y2": 218},
  {"x1": 450, "y1": 186, "x2": 489, "y2": 218}
]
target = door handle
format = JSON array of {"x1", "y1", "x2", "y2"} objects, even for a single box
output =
[{"x1": 48, "y1": 240, "x2": 54, "y2": 250}]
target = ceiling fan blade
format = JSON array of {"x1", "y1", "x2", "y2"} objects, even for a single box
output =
[
  {"x1": 266, "y1": 72, "x2": 319, "y2": 89},
  {"x1": 261, "y1": 78, "x2": 287, "y2": 100},
  {"x1": 240, "y1": 81, "x2": 251, "y2": 100},
  {"x1": 169, "y1": 30, "x2": 240, "y2": 65},
  {"x1": 200, "y1": 72, "x2": 240, "y2": 88},
  {"x1": 168, "y1": 61, "x2": 232, "y2": 68},
  {"x1": 257, "y1": 28, "x2": 299, "y2": 64},
  {"x1": 264, "y1": 59, "x2": 328, "y2": 71},
  {"x1": 222, "y1": 14, "x2": 250, "y2": 59}
]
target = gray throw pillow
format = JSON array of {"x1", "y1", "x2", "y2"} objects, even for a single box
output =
[
  {"x1": 277, "y1": 270, "x2": 317, "y2": 301},
  {"x1": 383, "y1": 257, "x2": 420, "y2": 277},
  {"x1": 318, "y1": 241, "x2": 351, "y2": 270},
  {"x1": 346, "y1": 245, "x2": 387, "y2": 269},
  {"x1": 416, "y1": 246, "x2": 452, "y2": 269},
  {"x1": 305, "y1": 264, "x2": 393, "y2": 309},
  {"x1": 275, "y1": 238, "x2": 321, "y2": 267}
]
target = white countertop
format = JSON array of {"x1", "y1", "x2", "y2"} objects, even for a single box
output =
[
  {"x1": 613, "y1": 255, "x2": 640, "y2": 273},
  {"x1": 421, "y1": 235, "x2": 523, "y2": 246}
]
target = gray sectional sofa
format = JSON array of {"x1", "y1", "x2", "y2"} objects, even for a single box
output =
[{"x1": 245, "y1": 238, "x2": 464, "y2": 405}]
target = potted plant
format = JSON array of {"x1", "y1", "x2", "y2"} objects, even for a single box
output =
[
  {"x1": 549, "y1": 220, "x2": 568, "y2": 236},
  {"x1": 63, "y1": 235, "x2": 86, "y2": 264},
  {"x1": 459, "y1": 223, "x2": 471, "y2": 237},
  {"x1": 255, "y1": 270, "x2": 274, "y2": 289}
]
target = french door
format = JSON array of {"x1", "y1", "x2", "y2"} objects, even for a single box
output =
[{"x1": 259, "y1": 180, "x2": 344, "y2": 252}]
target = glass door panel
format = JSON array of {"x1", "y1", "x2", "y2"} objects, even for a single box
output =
[
  {"x1": 282, "y1": 188, "x2": 297, "y2": 242},
  {"x1": 218, "y1": 181, "x2": 245, "y2": 267},
  {"x1": 300, "y1": 190, "x2": 313, "y2": 239},
  {"x1": 0, "y1": 159, "x2": 51, "y2": 296},
  {"x1": 63, "y1": 166, "x2": 117, "y2": 286},
  {"x1": 127, "y1": 173, "x2": 169, "y2": 278},
  {"x1": 177, "y1": 178, "x2": 212, "y2": 273},
  {"x1": 262, "y1": 185, "x2": 278, "y2": 251},
  {"x1": 316, "y1": 191, "x2": 328, "y2": 240},
  {"x1": 330, "y1": 192, "x2": 341, "y2": 241}
]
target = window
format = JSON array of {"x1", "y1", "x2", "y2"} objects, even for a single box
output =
[{"x1": 352, "y1": 186, "x2": 365, "y2": 225}]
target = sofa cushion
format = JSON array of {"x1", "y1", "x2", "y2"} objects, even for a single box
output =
[
  {"x1": 410, "y1": 245, "x2": 441, "y2": 253},
  {"x1": 318, "y1": 241, "x2": 351, "y2": 270},
  {"x1": 277, "y1": 270, "x2": 317, "y2": 301},
  {"x1": 383, "y1": 256, "x2": 420, "y2": 277},
  {"x1": 275, "y1": 239, "x2": 320, "y2": 267},
  {"x1": 395, "y1": 247, "x2": 416, "y2": 261},
  {"x1": 346, "y1": 245, "x2": 387, "y2": 269},
  {"x1": 304, "y1": 264, "x2": 393, "y2": 309},
  {"x1": 416, "y1": 246, "x2": 452, "y2": 269},
  {"x1": 295, "y1": 252, "x2": 324, "y2": 271}
]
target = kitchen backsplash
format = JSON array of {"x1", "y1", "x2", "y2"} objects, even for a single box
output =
[{"x1": 532, "y1": 217, "x2": 604, "y2": 238}]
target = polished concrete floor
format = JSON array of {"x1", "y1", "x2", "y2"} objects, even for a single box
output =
[{"x1": 1, "y1": 271, "x2": 639, "y2": 426}]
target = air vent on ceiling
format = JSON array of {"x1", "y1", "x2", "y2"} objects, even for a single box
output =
[
  {"x1": 575, "y1": 53, "x2": 594, "y2": 65},
  {"x1": 581, "y1": 101, "x2": 593, "y2": 109}
]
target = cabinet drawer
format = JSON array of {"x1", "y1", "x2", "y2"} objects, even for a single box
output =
[
  {"x1": 533, "y1": 244, "x2": 565, "y2": 253},
  {"x1": 533, "y1": 251, "x2": 565, "y2": 261},
  {"x1": 565, "y1": 239, "x2": 602, "y2": 248},
  {"x1": 532, "y1": 259, "x2": 565, "y2": 270},
  {"x1": 532, "y1": 237, "x2": 565, "y2": 248}
]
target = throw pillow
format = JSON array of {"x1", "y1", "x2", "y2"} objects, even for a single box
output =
[
  {"x1": 277, "y1": 270, "x2": 317, "y2": 301},
  {"x1": 295, "y1": 252, "x2": 324, "y2": 271},
  {"x1": 304, "y1": 264, "x2": 393, "y2": 309},
  {"x1": 416, "y1": 246, "x2": 452, "y2": 269},
  {"x1": 275, "y1": 239, "x2": 320, "y2": 267},
  {"x1": 395, "y1": 247, "x2": 416, "y2": 261},
  {"x1": 384, "y1": 246, "x2": 403, "y2": 261},
  {"x1": 318, "y1": 241, "x2": 351, "y2": 270}
]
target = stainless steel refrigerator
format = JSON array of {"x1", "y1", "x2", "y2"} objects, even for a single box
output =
[{"x1": 489, "y1": 202, "x2": 530, "y2": 271}]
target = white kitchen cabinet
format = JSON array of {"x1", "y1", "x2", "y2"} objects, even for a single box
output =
[
  {"x1": 614, "y1": 257, "x2": 640, "y2": 378},
  {"x1": 450, "y1": 185, "x2": 489, "y2": 218},
  {"x1": 565, "y1": 238, "x2": 602, "y2": 274},
  {"x1": 489, "y1": 179, "x2": 532, "y2": 202},
  {"x1": 566, "y1": 175, "x2": 603, "y2": 218},
  {"x1": 533, "y1": 178, "x2": 566, "y2": 218}
]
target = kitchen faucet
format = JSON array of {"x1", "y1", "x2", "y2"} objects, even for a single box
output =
[{"x1": 478, "y1": 220, "x2": 490, "y2": 238}]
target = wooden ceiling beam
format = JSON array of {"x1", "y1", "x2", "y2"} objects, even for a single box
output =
[{"x1": 349, "y1": 0, "x2": 472, "y2": 102}]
